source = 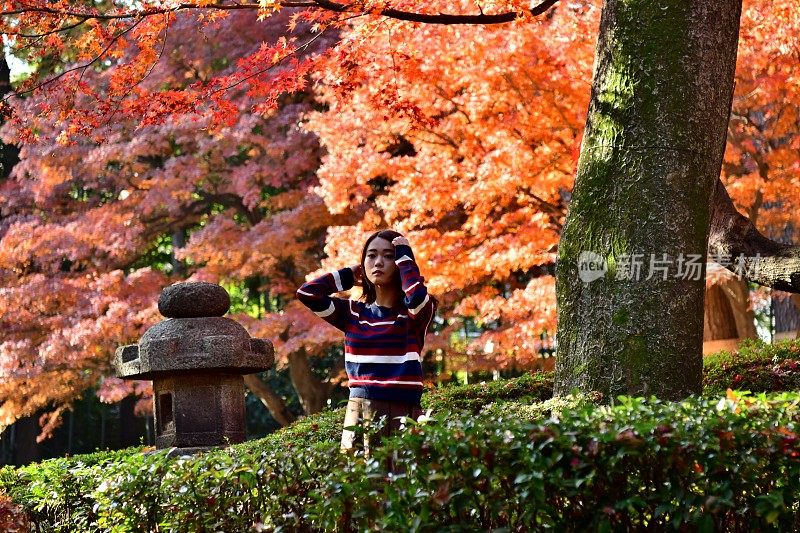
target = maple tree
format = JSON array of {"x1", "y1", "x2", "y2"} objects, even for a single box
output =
[
  {"x1": 306, "y1": 0, "x2": 800, "y2": 373},
  {"x1": 0, "y1": 9, "x2": 350, "y2": 436},
  {"x1": 704, "y1": 0, "x2": 800, "y2": 346},
  {"x1": 722, "y1": 1, "x2": 800, "y2": 252},
  {"x1": 0, "y1": 0, "x2": 560, "y2": 142},
  {"x1": 304, "y1": 1, "x2": 597, "y2": 369},
  {"x1": 0, "y1": 0, "x2": 578, "y2": 438},
  {"x1": 0, "y1": 0, "x2": 798, "y2": 440}
]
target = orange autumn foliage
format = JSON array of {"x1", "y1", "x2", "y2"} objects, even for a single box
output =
[
  {"x1": 0, "y1": 10, "x2": 344, "y2": 436},
  {"x1": 305, "y1": 1, "x2": 597, "y2": 366},
  {"x1": 723, "y1": 0, "x2": 800, "y2": 239},
  {"x1": 0, "y1": 0, "x2": 797, "y2": 435}
]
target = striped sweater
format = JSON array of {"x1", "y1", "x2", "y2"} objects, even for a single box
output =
[{"x1": 295, "y1": 244, "x2": 437, "y2": 405}]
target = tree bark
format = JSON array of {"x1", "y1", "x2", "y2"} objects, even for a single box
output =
[
  {"x1": 13, "y1": 415, "x2": 41, "y2": 466},
  {"x1": 119, "y1": 394, "x2": 139, "y2": 448},
  {"x1": 555, "y1": 0, "x2": 742, "y2": 399},
  {"x1": 0, "y1": 56, "x2": 20, "y2": 179},
  {"x1": 708, "y1": 177, "x2": 800, "y2": 293},
  {"x1": 794, "y1": 294, "x2": 800, "y2": 338},
  {"x1": 704, "y1": 277, "x2": 756, "y2": 341},
  {"x1": 287, "y1": 349, "x2": 338, "y2": 415},
  {"x1": 171, "y1": 229, "x2": 186, "y2": 277},
  {"x1": 242, "y1": 374, "x2": 297, "y2": 427}
]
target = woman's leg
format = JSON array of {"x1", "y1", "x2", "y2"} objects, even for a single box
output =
[
  {"x1": 340, "y1": 398, "x2": 363, "y2": 453},
  {"x1": 341, "y1": 399, "x2": 423, "y2": 459},
  {"x1": 360, "y1": 399, "x2": 375, "y2": 458},
  {"x1": 368, "y1": 401, "x2": 422, "y2": 472},
  {"x1": 371, "y1": 400, "x2": 422, "y2": 435}
]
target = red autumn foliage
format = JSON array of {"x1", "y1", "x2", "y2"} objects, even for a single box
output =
[{"x1": 0, "y1": 0, "x2": 797, "y2": 437}]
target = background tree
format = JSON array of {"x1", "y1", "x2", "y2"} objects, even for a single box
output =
[
  {"x1": 0, "y1": 0, "x2": 798, "y2": 437},
  {"x1": 0, "y1": 9, "x2": 348, "y2": 438},
  {"x1": 714, "y1": 0, "x2": 800, "y2": 343},
  {"x1": 304, "y1": 0, "x2": 597, "y2": 370}
]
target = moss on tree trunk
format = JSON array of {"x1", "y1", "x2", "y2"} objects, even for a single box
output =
[{"x1": 555, "y1": 0, "x2": 742, "y2": 399}]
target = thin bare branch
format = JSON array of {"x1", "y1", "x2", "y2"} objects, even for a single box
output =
[
  {"x1": 710, "y1": 177, "x2": 800, "y2": 293},
  {"x1": 0, "y1": 0, "x2": 559, "y2": 26}
]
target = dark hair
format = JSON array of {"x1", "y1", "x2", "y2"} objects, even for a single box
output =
[{"x1": 360, "y1": 229, "x2": 403, "y2": 305}]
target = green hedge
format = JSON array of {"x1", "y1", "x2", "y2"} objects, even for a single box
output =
[
  {"x1": 243, "y1": 336, "x2": 800, "y2": 453},
  {"x1": 2, "y1": 392, "x2": 799, "y2": 531},
  {"x1": 704, "y1": 338, "x2": 800, "y2": 394},
  {"x1": 232, "y1": 370, "x2": 555, "y2": 456},
  {"x1": 323, "y1": 392, "x2": 800, "y2": 531},
  {"x1": 2, "y1": 339, "x2": 799, "y2": 531}
]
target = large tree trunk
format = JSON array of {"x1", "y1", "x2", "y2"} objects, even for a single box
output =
[{"x1": 555, "y1": 0, "x2": 742, "y2": 399}]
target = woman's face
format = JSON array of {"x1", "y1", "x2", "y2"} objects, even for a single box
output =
[{"x1": 364, "y1": 237, "x2": 398, "y2": 287}]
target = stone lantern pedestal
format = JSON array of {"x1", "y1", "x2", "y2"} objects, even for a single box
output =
[{"x1": 114, "y1": 282, "x2": 274, "y2": 452}]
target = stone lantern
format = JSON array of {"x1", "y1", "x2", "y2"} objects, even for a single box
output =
[{"x1": 114, "y1": 282, "x2": 274, "y2": 452}]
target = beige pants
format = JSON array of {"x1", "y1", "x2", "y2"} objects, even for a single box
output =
[{"x1": 340, "y1": 398, "x2": 423, "y2": 456}]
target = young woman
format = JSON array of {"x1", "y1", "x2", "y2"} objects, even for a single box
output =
[{"x1": 295, "y1": 230, "x2": 437, "y2": 454}]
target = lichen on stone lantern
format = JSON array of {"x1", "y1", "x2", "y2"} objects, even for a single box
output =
[{"x1": 114, "y1": 282, "x2": 274, "y2": 452}]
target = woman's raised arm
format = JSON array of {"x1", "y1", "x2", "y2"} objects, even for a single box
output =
[
  {"x1": 295, "y1": 267, "x2": 357, "y2": 332},
  {"x1": 392, "y1": 237, "x2": 437, "y2": 336}
]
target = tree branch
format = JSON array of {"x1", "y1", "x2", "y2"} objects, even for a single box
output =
[
  {"x1": 6, "y1": 18, "x2": 87, "y2": 38},
  {"x1": 709, "y1": 178, "x2": 800, "y2": 293},
  {"x1": 199, "y1": 192, "x2": 263, "y2": 224},
  {"x1": 102, "y1": 12, "x2": 172, "y2": 127},
  {"x1": 212, "y1": 24, "x2": 332, "y2": 95},
  {"x1": 243, "y1": 374, "x2": 298, "y2": 426},
  {"x1": 0, "y1": 0, "x2": 559, "y2": 26},
  {"x1": 287, "y1": 348, "x2": 334, "y2": 414},
  {"x1": 0, "y1": 3, "x2": 306, "y2": 20},
  {"x1": 5, "y1": 17, "x2": 144, "y2": 100},
  {"x1": 312, "y1": 0, "x2": 559, "y2": 24}
]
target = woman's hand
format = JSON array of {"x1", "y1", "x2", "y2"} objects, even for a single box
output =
[
  {"x1": 349, "y1": 264, "x2": 364, "y2": 286},
  {"x1": 392, "y1": 236, "x2": 410, "y2": 247}
]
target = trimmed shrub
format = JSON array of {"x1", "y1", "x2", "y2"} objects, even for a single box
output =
[
  {"x1": 422, "y1": 371, "x2": 554, "y2": 413},
  {"x1": 3, "y1": 339, "x2": 800, "y2": 531},
  {"x1": 704, "y1": 339, "x2": 800, "y2": 394},
  {"x1": 2, "y1": 392, "x2": 799, "y2": 531},
  {"x1": 0, "y1": 370, "x2": 557, "y2": 531},
  {"x1": 233, "y1": 370, "x2": 554, "y2": 456}
]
